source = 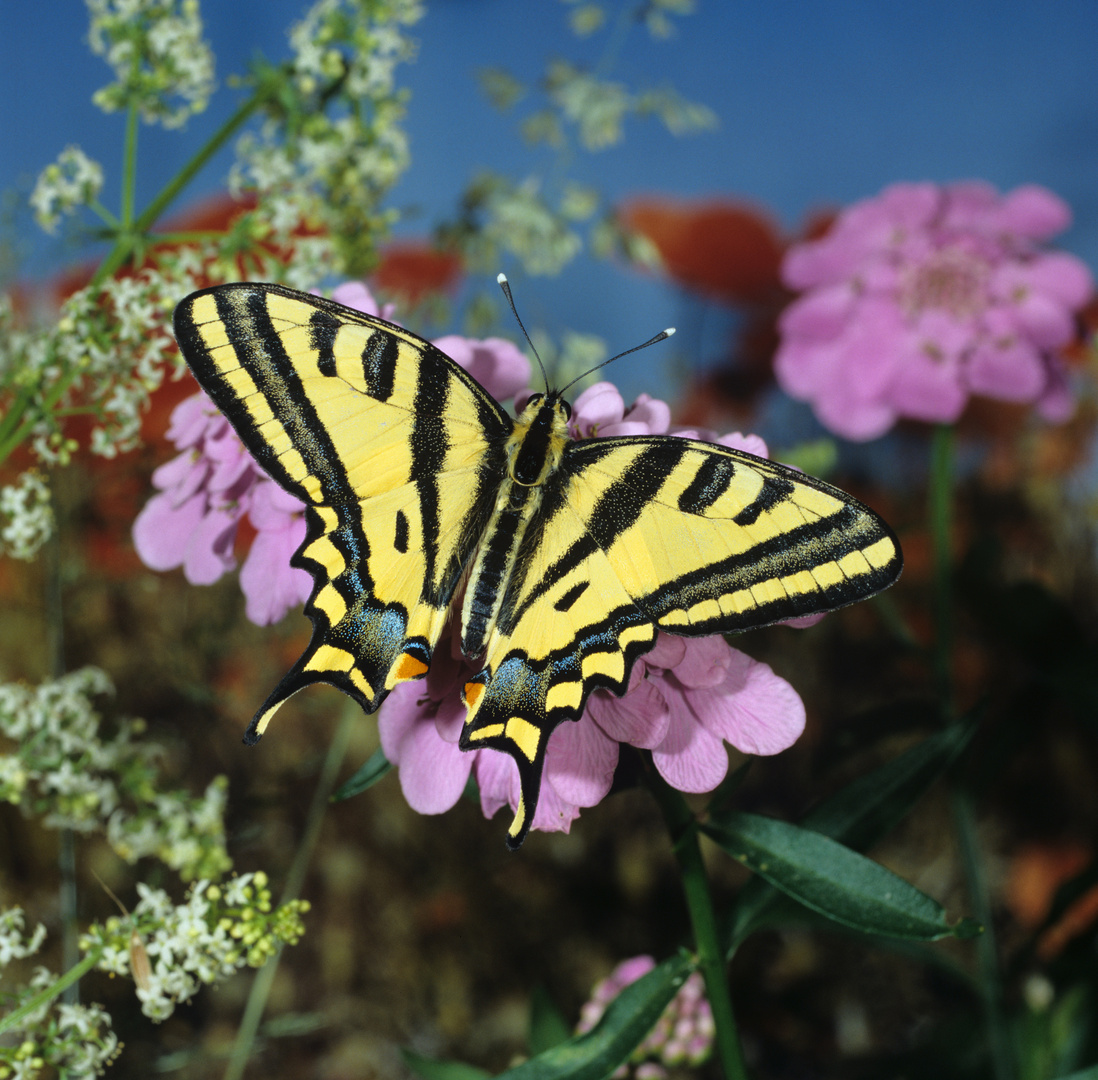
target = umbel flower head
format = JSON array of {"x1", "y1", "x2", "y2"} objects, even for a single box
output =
[{"x1": 774, "y1": 181, "x2": 1094, "y2": 440}]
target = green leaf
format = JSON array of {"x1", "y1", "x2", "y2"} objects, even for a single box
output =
[
  {"x1": 330, "y1": 748, "x2": 392, "y2": 802},
  {"x1": 528, "y1": 985, "x2": 572, "y2": 1056},
  {"x1": 1056, "y1": 1066, "x2": 1098, "y2": 1080},
  {"x1": 705, "y1": 811, "x2": 974, "y2": 941},
  {"x1": 727, "y1": 719, "x2": 975, "y2": 947},
  {"x1": 495, "y1": 951, "x2": 694, "y2": 1080},
  {"x1": 401, "y1": 1049, "x2": 491, "y2": 1080},
  {"x1": 801, "y1": 719, "x2": 975, "y2": 847}
]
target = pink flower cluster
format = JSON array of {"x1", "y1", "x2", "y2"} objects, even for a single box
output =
[
  {"x1": 775, "y1": 181, "x2": 1094, "y2": 441},
  {"x1": 576, "y1": 955, "x2": 714, "y2": 1077},
  {"x1": 381, "y1": 381, "x2": 806, "y2": 838}
]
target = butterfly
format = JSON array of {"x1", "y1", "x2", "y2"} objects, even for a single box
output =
[{"x1": 173, "y1": 281, "x2": 902, "y2": 848}]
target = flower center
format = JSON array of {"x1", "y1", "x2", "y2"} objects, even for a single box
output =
[{"x1": 899, "y1": 245, "x2": 989, "y2": 318}]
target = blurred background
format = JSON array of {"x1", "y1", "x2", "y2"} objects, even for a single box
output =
[
  {"x1": 4, "y1": 3, "x2": 1098, "y2": 1079},
  {"x1": 4, "y1": 0, "x2": 1098, "y2": 402}
]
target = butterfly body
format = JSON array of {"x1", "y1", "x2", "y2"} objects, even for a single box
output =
[{"x1": 173, "y1": 282, "x2": 902, "y2": 848}]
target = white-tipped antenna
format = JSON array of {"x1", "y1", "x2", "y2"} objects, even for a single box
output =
[
  {"x1": 497, "y1": 273, "x2": 676, "y2": 396},
  {"x1": 558, "y1": 325, "x2": 676, "y2": 398},
  {"x1": 497, "y1": 273, "x2": 550, "y2": 392}
]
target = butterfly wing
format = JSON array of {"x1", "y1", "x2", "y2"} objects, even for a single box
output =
[
  {"x1": 461, "y1": 435, "x2": 902, "y2": 846},
  {"x1": 173, "y1": 283, "x2": 512, "y2": 738}
]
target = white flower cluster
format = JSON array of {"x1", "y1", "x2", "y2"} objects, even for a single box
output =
[
  {"x1": 638, "y1": 0, "x2": 697, "y2": 40},
  {"x1": 0, "y1": 909, "x2": 47, "y2": 969},
  {"x1": 560, "y1": 0, "x2": 697, "y2": 41},
  {"x1": 0, "y1": 910, "x2": 121, "y2": 1078},
  {"x1": 14, "y1": 263, "x2": 194, "y2": 470},
  {"x1": 28, "y1": 146, "x2": 105, "y2": 234},
  {"x1": 544, "y1": 60, "x2": 716, "y2": 152},
  {"x1": 229, "y1": 0, "x2": 422, "y2": 279},
  {"x1": 82, "y1": 874, "x2": 309, "y2": 1022},
  {"x1": 469, "y1": 176, "x2": 584, "y2": 277},
  {"x1": 452, "y1": 3, "x2": 711, "y2": 281},
  {"x1": 86, "y1": 0, "x2": 215, "y2": 129},
  {"x1": 0, "y1": 472, "x2": 54, "y2": 562},
  {"x1": 0, "y1": 668, "x2": 231, "y2": 881},
  {"x1": 1, "y1": 994, "x2": 120, "y2": 1079}
]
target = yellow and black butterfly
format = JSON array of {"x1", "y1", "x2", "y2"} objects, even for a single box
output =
[{"x1": 173, "y1": 281, "x2": 902, "y2": 848}]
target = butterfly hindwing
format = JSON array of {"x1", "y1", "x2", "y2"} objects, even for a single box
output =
[
  {"x1": 173, "y1": 284, "x2": 512, "y2": 736},
  {"x1": 461, "y1": 435, "x2": 901, "y2": 845}
]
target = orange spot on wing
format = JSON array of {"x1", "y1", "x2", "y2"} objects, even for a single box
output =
[{"x1": 395, "y1": 652, "x2": 429, "y2": 681}]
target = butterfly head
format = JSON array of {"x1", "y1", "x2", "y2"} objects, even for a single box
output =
[{"x1": 508, "y1": 392, "x2": 572, "y2": 487}]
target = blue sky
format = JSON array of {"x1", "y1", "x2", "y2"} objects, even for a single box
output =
[{"x1": 3, "y1": 0, "x2": 1097, "y2": 402}]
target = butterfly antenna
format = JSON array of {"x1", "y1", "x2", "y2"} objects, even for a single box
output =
[
  {"x1": 558, "y1": 326, "x2": 676, "y2": 399},
  {"x1": 498, "y1": 273, "x2": 550, "y2": 393}
]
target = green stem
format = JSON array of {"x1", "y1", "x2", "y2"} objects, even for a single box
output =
[
  {"x1": 0, "y1": 948, "x2": 102, "y2": 1036},
  {"x1": 929, "y1": 426, "x2": 1012, "y2": 1077},
  {"x1": 120, "y1": 97, "x2": 140, "y2": 229},
  {"x1": 648, "y1": 771, "x2": 749, "y2": 1080},
  {"x1": 90, "y1": 87, "x2": 268, "y2": 288},
  {"x1": 221, "y1": 704, "x2": 356, "y2": 1080},
  {"x1": 929, "y1": 423, "x2": 955, "y2": 709},
  {"x1": 952, "y1": 788, "x2": 1015, "y2": 1080},
  {"x1": 0, "y1": 83, "x2": 274, "y2": 471}
]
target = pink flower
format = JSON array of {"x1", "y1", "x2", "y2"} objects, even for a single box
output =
[
  {"x1": 379, "y1": 386, "x2": 807, "y2": 838},
  {"x1": 576, "y1": 956, "x2": 714, "y2": 1076},
  {"x1": 774, "y1": 181, "x2": 1094, "y2": 440}
]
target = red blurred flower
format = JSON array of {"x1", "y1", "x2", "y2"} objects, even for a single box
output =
[
  {"x1": 371, "y1": 242, "x2": 463, "y2": 306},
  {"x1": 620, "y1": 198, "x2": 785, "y2": 306}
]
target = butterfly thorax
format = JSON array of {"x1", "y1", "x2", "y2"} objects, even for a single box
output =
[{"x1": 459, "y1": 394, "x2": 571, "y2": 658}]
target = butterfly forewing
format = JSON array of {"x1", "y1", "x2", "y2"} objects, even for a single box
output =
[{"x1": 174, "y1": 284, "x2": 511, "y2": 738}]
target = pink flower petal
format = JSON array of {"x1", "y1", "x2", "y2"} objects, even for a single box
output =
[
  {"x1": 1037, "y1": 360, "x2": 1076, "y2": 423},
  {"x1": 394, "y1": 717, "x2": 474, "y2": 815},
  {"x1": 571, "y1": 382, "x2": 625, "y2": 434},
  {"x1": 813, "y1": 393, "x2": 896, "y2": 442},
  {"x1": 994, "y1": 185, "x2": 1071, "y2": 240},
  {"x1": 688, "y1": 650, "x2": 806, "y2": 756},
  {"x1": 885, "y1": 342, "x2": 968, "y2": 424},
  {"x1": 182, "y1": 505, "x2": 240, "y2": 585},
  {"x1": 966, "y1": 338, "x2": 1046, "y2": 402},
  {"x1": 779, "y1": 283, "x2": 855, "y2": 342},
  {"x1": 623, "y1": 394, "x2": 671, "y2": 434},
  {"x1": 377, "y1": 682, "x2": 425, "y2": 762},
  {"x1": 1021, "y1": 252, "x2": 1094, "y2": 309},
  {"x1": 545, "y1": 717, "x2": 619, "y2": 807},
  {"x1": 331, "y1": 281, "x2": 383, "y2": 317},
  {"x1": 587, "y1": 677, "x2": 670, "y2": 750},
  {"x1": 432, "y1": 336, "x2": 532, "y2": 401},
  {"x1": 165, "y1": 391, "x2": 218, "y2": 447},
  {"x1": 647, "y1": 634, "x2": 687, "y2": 669},
  {"x1": 132, "y1": 490, "x2": 206, "y2": 571},
  {"x1": 239, "y1": 514, "x2": 310, "y2": 626},
  {"x1": 651, "y1": 707, "x2": 728, "y2": 793},
  {"x1": 150, "y1": 450, "x2": 208, "y2": 505},
  {"x1": 667, "y1": 636, "x2": 732, "y2": 690}
]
